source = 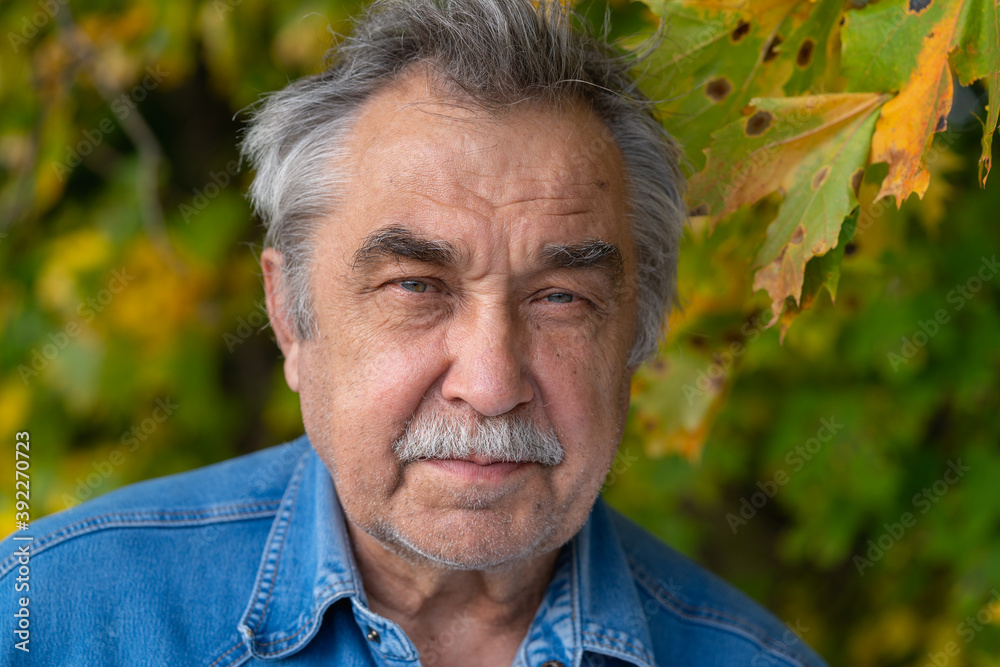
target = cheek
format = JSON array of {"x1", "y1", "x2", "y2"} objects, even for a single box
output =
[
  {"x1": 304, "y1": 317, "x2": 449, "y2": 466},
  {"x1": 315, "y1": 286, "x2": 447, "y2": 408},
  {"x1": 532, "y1": 337, "x2": 628, "y2": 473},
  {"x1": 531, "y1": 321, "x2": 629, "y2": 415},
  {"x1": 346, "y1": 327, "x2": 449, "y2": 414},
  {"x1": 298, "y1": 342, "x2": 406, "y2": 510}
]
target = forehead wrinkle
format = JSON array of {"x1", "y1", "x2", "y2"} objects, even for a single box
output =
[{"x1": 361, "y1": 120, "x2": 612, "y2": 218}]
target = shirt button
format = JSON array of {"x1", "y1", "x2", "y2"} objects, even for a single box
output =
[
  {"x1": 540, "y1": 662, "x2": 565, "y2": 667},
  {"x1": 366, "y1": 628, "x2": 381, "y2": 644}
]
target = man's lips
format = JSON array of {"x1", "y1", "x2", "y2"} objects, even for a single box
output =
[
  {"x1": 448, "y1": 455, "x2": 518, "y2": 465},
  {"x1": 419, "y1": 457, "x2": 533, "y2": 483}
]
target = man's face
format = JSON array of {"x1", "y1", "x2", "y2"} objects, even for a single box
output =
[{"x1": 278, "y1": 71, "x2": 638, "y2": 569}]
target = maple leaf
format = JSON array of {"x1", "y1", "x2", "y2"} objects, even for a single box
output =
[
  {"x1": 687, "y1": 93, "x2": 883, "y2": 314},
  {"x1": 646, "y1": 0, "x2": 814, "y2": 172},
  {"x1": 842, "y1": 0, "x2": 1000, "y2": 202},
  {"x1": 651, "y1": 0, "x2": 998, "y2": 332},
  {"x1": 750, "y1": 98, "x2": 881, "y2": 316},
  {"x1": 688, "y1": 93, "x2": 885, "y2": 220}
]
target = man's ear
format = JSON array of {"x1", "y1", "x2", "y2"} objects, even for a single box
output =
[{"x1": 261, "y1": 248, "x2": 302, "y2": 393}]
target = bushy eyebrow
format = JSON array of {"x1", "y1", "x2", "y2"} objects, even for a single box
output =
[
  {"x1": 351, "y1": 225, "x2": 623, "y2": 285},
  {"x1": 352, "y1": 225, "x2": 461, "y2": 269},
  {"x1": 537, "y1": 240, "x2": 624, "y2": 286}
]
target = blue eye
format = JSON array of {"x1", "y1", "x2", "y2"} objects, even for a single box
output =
[
  {"x1": 546, "y1": 293, "x2": 574, "y2": 303},
  {"x1": 399, "y1": 280, "x2": 429, "y2": 293}
]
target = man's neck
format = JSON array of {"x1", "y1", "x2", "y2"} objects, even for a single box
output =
[{"x1": 347, "y1": 523, "x2": 560, "y2": 667}]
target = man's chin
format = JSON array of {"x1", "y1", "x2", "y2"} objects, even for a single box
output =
[
  {"x1": 390, "y1": 462, "x2": 542, "y2": 515},
  {"x1": 395, "y1": 534, "x2": 545, "y2": 571},
  {"x1": 373, "y1": 509, "x2": 559, "y2": 571}
]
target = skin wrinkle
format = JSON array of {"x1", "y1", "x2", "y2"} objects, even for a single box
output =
[
  {"x1": 236, "y1": 8, "x2": 687, "y2": 656},
  {"x1": 261, "y1": 69, "x2": 637, "y2": 667},
  {"x1": 383, "y1": 93, "x2": 609, "y2": 213},
  {"x1": 244, "y1": 8, "x2": 687, "y2": 364},
  {"x1": 354, "y1": 227, "x2": 623, "y2": 301}
]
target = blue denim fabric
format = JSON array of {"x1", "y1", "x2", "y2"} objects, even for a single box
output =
[{"x1": 1, "y1": 436, "x2": 827, "y2": 666}]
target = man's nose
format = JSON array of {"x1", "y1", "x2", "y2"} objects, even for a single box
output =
[{"x1": 440, "y1": 303, "x2": 534, "y2": 417}]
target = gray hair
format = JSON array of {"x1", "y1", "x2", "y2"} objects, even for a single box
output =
[
  {"x1": 393, "y1": 409, "x2": 564, "y2": 467},
  {"x1": 241, "y1": 0, "x2": 685, "y2": 366}
]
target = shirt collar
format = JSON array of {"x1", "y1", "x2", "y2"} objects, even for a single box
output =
[
  {"x1": 570, "y1": 499, "x2": 657, "y2": 667},
  {"x1": 238, "y1": 439, "x2": 363, "y2": 660},
  {"x1": 238, "y1": 439, "x2": 656, "y2": 666}
]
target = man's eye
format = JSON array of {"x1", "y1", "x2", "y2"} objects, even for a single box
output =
[
  {"x1": 399, "y1": 280, "x2": 429, "y2": 293},
  {"x1": 546, "y1": 293, "x2": 574, "y2": 304}
]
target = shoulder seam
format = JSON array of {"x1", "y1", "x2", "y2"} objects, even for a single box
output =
[
  {"x1": 627, "y1": 556, "x2": 809, "y2": 666},
  {"x1": 0, "y1": 501, "x2": 281, "y2": 577}
]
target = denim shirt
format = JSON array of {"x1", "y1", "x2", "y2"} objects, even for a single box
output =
[{"x1": 1, "y1": 436, "x2": 827, "y2": 666}]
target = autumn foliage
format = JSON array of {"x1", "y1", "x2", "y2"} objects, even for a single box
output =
[{"x1": 1, "y1": 0, "x2": 999, "y2": 664}]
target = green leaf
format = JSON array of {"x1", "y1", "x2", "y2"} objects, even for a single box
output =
[
  {"x1": 781, "y1": 0, "x2": 843, "y2": 96},
  {"x1": 841, "y1": 0, "x2": 954, "y2": 93},
  {"x1": 776, "y1": 207, "x2": 858, "y2": 335},
  {"x1": 646, "y1": 0, "x2": 810, "y2": 172},
  {"x1": 843, "y1": 0, "x2": 999, "y2": 201},
  {"x1": 688, "y1": 93, "x2": 884, "y2": 220},
  {"x1": 751, "y1": 97, "x2": 880, "y2": 314}
]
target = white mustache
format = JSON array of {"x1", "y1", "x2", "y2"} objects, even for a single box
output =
[{"x1": 392, "y1": 411, "x2": 564, "y2": 466}]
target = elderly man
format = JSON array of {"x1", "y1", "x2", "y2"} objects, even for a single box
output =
[{"x1": 1, "y1": 1, "x2": 827, "y2": 665}]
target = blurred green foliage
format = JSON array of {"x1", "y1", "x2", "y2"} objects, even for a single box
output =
[{"x1": 1, "y1": 0, "x2": 999, "y2": 665}]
